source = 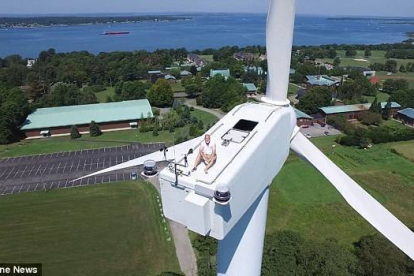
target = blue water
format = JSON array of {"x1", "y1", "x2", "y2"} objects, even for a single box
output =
[{"x1": 0, "y1": 13, "x2": 413, "y2": 58}]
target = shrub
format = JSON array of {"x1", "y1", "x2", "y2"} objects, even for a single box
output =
[
  {"x1": 358, "y1": 111, "x2": 382, "y2": 126},
  {"x1": 70, "y1": 125, "x2": 81, "y2": 139},
  {"x1": 89, "y1": 121, "x2": 102, "y2": 137}
]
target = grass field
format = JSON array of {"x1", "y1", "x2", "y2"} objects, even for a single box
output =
[
  {"x1": 288, "y1": 83, "x2": 302, "y2": 95},
  {"x1": 171, "y1": 82, "x2": 185, "y2": 93},
  {"x1": 318, "y1": 50, "x2": 414, "y2": 68},
  {"x1": 365, "y1": 92, "x2": 390, "y2": 103},
  {"x1": 0, "y1": 109, "x2": 219, "y2": 158},
  {"x1": 266, "y1": 136, "x2": 414, "y2": 247},
  {"x1": 198, "y1": 55, "x2": 214, "y2": 62},
  {"x1": 0, "y1": 181, "x2": 180, "y2": 276},
  {"x1": 94, "y1": 87, "x2": 116, "y2": 103}
]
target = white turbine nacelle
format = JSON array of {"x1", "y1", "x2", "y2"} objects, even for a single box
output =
[{"x1": 160, "y1": 103, "x2": 296, "y2": 239}]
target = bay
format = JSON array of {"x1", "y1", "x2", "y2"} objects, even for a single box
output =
[{"x1": 0, "y1": 13, "x2": 413, "y2": 58}]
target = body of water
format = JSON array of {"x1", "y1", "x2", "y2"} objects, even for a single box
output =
[{"x1": 0, "y1": 13, "x2": 413, "y2": 58}]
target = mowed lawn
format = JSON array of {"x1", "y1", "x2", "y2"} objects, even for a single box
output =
[
  {"x1": 94, "y1": 87, "x2": 116, "y2": 103},
  {"x1": 0, "y1": 181, "x2": 180, "y2": 276},
  {"x1": 0, "y1": 109, "x2": 219, "y2": 158},
  {"x1": 267, "y1": 136, "x2": 414, "y2": 247}
]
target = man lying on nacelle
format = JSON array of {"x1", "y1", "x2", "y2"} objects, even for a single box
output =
[{"x1": 192, "y1": 134, "x2": 217, "y2": 174}]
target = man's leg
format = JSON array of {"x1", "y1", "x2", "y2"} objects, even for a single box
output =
[
  {"x1": 192, "y1": 152, "x2": 203, "y2": 171},
  {"x1": 204, "y1": 155, "x2": 217, "y2": 172}
]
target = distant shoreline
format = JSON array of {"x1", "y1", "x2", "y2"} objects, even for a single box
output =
[{"x1": 0, "y1": 15, "x2": 192, "y2": 29}]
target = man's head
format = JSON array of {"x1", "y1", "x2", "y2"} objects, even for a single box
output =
[{"x1": 205, "y1": 134, "x2": 210, "y2": 145}]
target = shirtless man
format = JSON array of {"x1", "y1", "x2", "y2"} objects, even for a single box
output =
[{"x1": 192, "y1": 134, "x2": 217, "y2": 174}]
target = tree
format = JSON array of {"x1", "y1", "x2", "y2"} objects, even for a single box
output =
[
  {"x1": 152, "y1": 128, "x2": 159, "y2": 136},
  {"x1": 202, "y1": 75, "x2": 246, "y2": 112},
  {"x1": 41, "y1": 84, "x2": 97, "y2": 107},
  {"x1": 0, "y1": 87, "x2": 30, "y2": 144},
  {"x1": 365, "y1": 48, "x2": 372, "y2": 57},
  {"x1": 382, "y1": 100, "x2": 392, "y2": 120},
  {"x1": 170, "y1": 68, "x2": 181, "y2": 79},
  {"x1": 114, "y1": 80, "x2": 148, "y2": 101},
  {"x1": 197, "y1": 120, "x2": 204, "y2": 130},
  {"x1": 369, "y1": 97, "x2": 381, "y2": 113},
  {"x1": 296, "y1": 86, "x2": 332, "y2": 114},
  {"x1": 333, "y1": 57, "x2": 341, "y2": 67},
  {"x1": 384, "y1": 60, "x2": 398, "y2": 73},
  {"x1": 70, "y1": 125, "x2": 81, "y2": 139},
  {"x1": 190, "y1": 65, "x2": 198, "y2": 76},
  {"x1": 327, "y1": 48, "x2": 337, "y2": 59},
  {"x1": 390, "y1": 89, "x2": 414, "y2": 108},
  {"x1": 345, "y1": 48, "x2": 357, "y2": 57},
  {"x1": 89, "y1": 121, "x2": 102, "y2": 137},
  {"x1": 147, "y1": 79, "x2": 174, "y2": 107},
  {"x1": 262, "y1": 231, "x2": 359, "y2": 276},
  {"x1": 355, "y1": 234, "x2": 414, "y2": 276},
  {"x1": 400, "y1": 64, "x2": 407, "y2": 73},
  {"x1": 383, "y1": 79, "x2": 409, "y2": 93}
]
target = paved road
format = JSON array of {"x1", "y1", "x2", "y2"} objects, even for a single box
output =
[{"x1": 0, "y1": 143, "x2": 164, "y2": 196}]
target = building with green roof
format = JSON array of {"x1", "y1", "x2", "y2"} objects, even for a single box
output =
[
  {"x1": 319, "y1": 102, "x2": 401, "y2": 122},
  {"x1": 22, "y1": 100, "x2": 153, "y2": 138},
  {"x1": 210, "y1": 69, "x2": 231, "y2": 79},
  {"x1": 242, "y1": 83, "x2": 258, "y2": 95}
]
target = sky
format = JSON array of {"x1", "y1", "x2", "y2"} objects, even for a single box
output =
[{"x1": 1, "y1": 0, "x2": 414, "y2": 17}]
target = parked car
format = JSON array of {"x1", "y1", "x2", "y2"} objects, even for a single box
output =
[
  {"x1": 320, "y1": 123, "x2": 326, "y2": 127},
  {"x1": 324, "y1": 131, "x2": 329, "y2": 136},
  {"x1": 301, "y1": 125, "x2": 309, "y2": 128}
]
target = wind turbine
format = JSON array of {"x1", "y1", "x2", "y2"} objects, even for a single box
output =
[{"x1": 76, "y1": 0, "x2": 414, "y2": 275}]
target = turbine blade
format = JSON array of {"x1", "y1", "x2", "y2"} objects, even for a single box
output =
[
  {"x1": 290, "y1": 131, "x2": 414, "y2": 260},
  {"x1": 264, "y1": 0, "x2": 296, "y2": 105},
  {"x1": 73, "y1": 137, "x2": 202, "y2": 181}
]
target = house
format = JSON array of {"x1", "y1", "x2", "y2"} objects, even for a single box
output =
[
  {"x1": 294, "y1": 108, "x2": 314, "y2": 127},
  {"x1": 305, "y1": 75, "x2": 340, "y2": 92},
  {"x1": 187, "y1": 54, "x2": 206, "y2": 67},
  {"x1": 180, "y1": 70, "x2": 192, "y2": 77},
  {"x1": 319, "y1": 102, "x2": 401, "y2": 122},
  {"x1": 27, "y1": 59, "x2": 36, "y2": 68},
  {"x1": 397, "y1": 108, "x2": 414, "y2": 126},
  {"x1": 21, "y1": 100, "x2": 153, "y2": 139},
  {"x1": 243, "y1": 83, "x2": 258, "y2": 96},
  {"x1": 296, "y1": 89, "x2": 307, "y2": 100},
  {"x1": 210, "y1": 69, "x2": 231, "y2": 79},
  {"x1": 244, "y1": 66, "x2": 265, "y2": 76},
  {"x1": 342, "y1": 66, "x2": 376, "y2": 77},
  {"x1": 234, "y1": 51, "x2": 255, "y2": 61},
  {"x1": 369, "y1": 77, "x2": 381, "y2": 85},
  {"x1": 164, "y1": 74, "x2": 177, "y2": 84},
  {"x1": 148, "y1": 70, "x2": 164, "y2": 83}
]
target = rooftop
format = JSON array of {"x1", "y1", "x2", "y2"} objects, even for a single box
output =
[
  {"x1": 398, "y1": 108, "x2": 414, "y2": 119},
  {"x1": 242, "y1": 83, "x2": 257, "y2": 93},
  {"x1": 320, "y1": 102, "x2": 401, "y2": 115},
  {"x1": 294, "y1": 108, "x2": 313, "y2": 119},
  {"x1": 306, "y1": 75, "x2": 339, "y2": 86},
  {"x1": 210, "y1": 69, "x2": 231, "y2": 78},
  {"x1": 21, "y1": 100, "x2": 153, "y2": 130}
]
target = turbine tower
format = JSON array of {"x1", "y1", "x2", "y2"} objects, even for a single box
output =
[{"x1": 76, "y1": 0, "x2": 414, "y2": 275}]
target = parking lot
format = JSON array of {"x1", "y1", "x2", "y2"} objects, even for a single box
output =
[
  {"x1": 299, "y1": 123, "x2": 342, "y2": 138},
  {"x1": 0, "y1": 143, "x2": 165, "y2": 196}
]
